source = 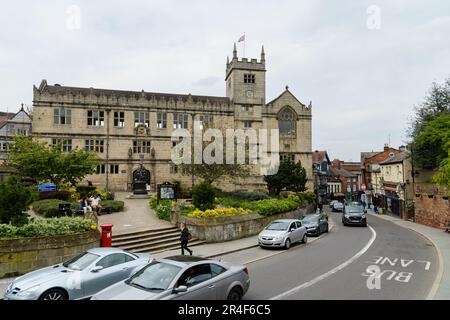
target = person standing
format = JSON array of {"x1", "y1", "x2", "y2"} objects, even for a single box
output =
[{"x1": 180, "y1": 223, "x2": 193, "y2": 256}]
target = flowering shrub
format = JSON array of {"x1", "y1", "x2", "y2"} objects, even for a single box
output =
[
  {"x1": 188, "y1": 207, "x2": 252, "y2": 218},
  {"x1": 0, "y1": 217, "x2": 96, "y2": 239}
]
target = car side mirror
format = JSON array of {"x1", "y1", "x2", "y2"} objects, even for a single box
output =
[
  {"x1": 91, "y1": 266, "x2": 103, "y2": 273},
  {"x1": 174, "y1": 285, "x2": 187, "y2": 293}
]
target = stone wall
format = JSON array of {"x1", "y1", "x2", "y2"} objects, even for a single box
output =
[
  {"x1": 175, "y1": 204, "x2": 315, "y2": 242},
  {"x1": 414, "y1": 184, "x2": 449, "y2": 229},
  {"x1": 0, "y1": 230, "x2": 100, "y2": 278}
]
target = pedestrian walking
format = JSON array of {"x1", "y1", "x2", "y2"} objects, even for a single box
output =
[
  {"x1": 180, "y1": 222, "x2": 193, "y2": 256},
  {"x1": 318, "y1": 202, "x2": 323, "y2": 214}
]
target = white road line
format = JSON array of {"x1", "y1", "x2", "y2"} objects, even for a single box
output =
[{"x1": 269, "y1": 224, "x2": 377, "y2": 300}]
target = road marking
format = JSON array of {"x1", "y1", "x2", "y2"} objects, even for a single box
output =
[{"x1": 269, "y1": 224, "x2": 377, "y2": 300}]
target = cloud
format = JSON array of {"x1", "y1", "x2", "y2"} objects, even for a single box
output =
[{"x1": 0, "y1": 0, "x2": 449, "y2": 161}]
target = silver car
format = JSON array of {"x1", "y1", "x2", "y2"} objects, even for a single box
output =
[
  {"x1": 258, "y1": 219, "x2": 307, "y2": 249},
  {"x1": 91, "y1": 255, "x2": 250, "y2": 300},
  {"x1": 3, "y1": 247, "x2": 152, "y2": 300}
]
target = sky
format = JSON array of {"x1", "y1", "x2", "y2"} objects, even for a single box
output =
[{"x1": 1, "y1": 0, "x2": 449, "y2": 161}]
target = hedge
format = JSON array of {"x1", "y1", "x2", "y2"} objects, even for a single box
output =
[
  {"x1": 101, "y1": 200, "x2": 124, "y2": 212},
  {"x1": 0, "y1": 217, "x2": 97, "y2": 239},
  {"x1": 32, "y1": 199, "x2": 79, "y2": 218},
  {"x1": 38, "y1": 191, "x2": 72, "y2": 201}
]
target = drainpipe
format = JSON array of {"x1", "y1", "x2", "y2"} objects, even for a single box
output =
[{"x1": 105, "y1": 109, "x2": 111, "y2": 191}]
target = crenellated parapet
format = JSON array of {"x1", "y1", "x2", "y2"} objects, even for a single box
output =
[{"x1": 33, "y1": 80, "x2": 233, "y2": 113}]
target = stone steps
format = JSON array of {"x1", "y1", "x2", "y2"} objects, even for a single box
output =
[{"x1": 112, "y1": 226, "x2": 205, "y2": 254}]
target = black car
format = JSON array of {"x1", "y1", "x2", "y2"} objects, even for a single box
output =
[
  {"x1": 301, "y1": 214, "x2": 329, "y2": 236},
  {"x1": 342, "y1": 204, "x2": 367, "y2": 227}
]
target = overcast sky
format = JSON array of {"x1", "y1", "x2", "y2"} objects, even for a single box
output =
[{"x1": 1, "y1": 0, "x2": 449, "y2": 161}]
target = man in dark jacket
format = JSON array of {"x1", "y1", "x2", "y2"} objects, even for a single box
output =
[{"x1": 180, "y1": 222, "x2": 193, "y2": 255}]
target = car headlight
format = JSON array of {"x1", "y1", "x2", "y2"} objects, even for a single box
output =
[
  {"x1": 274, "y1": 235, "x2": 284, "y2": 241},
  {"x1": 17, "y1": 285, "x2": 40, "y2": 297},
  {"x1": 361, "y1": 214, "x2": 366, "y2": 219},
  {"x1": 5, "y1": 283, "x2": 13, "y2": 294}
]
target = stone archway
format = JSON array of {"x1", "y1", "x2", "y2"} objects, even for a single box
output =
[{"x1": 132, "y1": 165, "x2": 151, "y2": 194}]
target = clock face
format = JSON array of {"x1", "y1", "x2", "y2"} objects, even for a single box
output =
[{"x1": 246, "y1": 90, "x2": 254, "y2": 98}]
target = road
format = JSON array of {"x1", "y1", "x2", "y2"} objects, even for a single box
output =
[{"x1": 219, "y1": 209, "x2": 439, "y2": 299}]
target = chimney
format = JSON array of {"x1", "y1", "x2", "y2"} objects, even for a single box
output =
[
  {"x1": 384, "y1": 143, "x2": 389, "y2": 152},
  {"x1": 332, "y1": 159, "x2": 341, "y2": 169},
  {"x1": 399, "y1": 145, "x2": 406, "y2": 152}
]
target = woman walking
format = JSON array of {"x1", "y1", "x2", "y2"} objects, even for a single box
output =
[{"x1": 180, "y1": 222, "x2": 193, "y2": 256}]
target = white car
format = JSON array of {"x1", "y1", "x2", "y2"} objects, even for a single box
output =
[
  {"x1": 332, "y1": 202, "x2": 344, "y2": 212},
  {"x1": 258, "y1": 219, "x2": 307, "y2": 250},
  {"x1": 329, "y1": 200, "x2": 338, "y2": 208}
]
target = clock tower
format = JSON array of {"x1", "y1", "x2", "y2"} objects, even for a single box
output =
[{"x1": 225, "y1": 43, "x2": 266, "y2": 105}]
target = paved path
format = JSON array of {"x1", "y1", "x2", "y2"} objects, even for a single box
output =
[{"x1": 97, "y1": 192, "x2": 173, "y2": 235}]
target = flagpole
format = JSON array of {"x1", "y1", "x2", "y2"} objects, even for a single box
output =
[{"x1": 243, "y1": 32, "x2": 245, "y2": 58}]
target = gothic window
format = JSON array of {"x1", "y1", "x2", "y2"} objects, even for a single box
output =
[
  {"x1": 110, "y1": 164, "x2": 119, "y2": 174},
  {"x1": 87, "y1": 110, "x2": 104, "y2": 126},
  {"x1": 53, "y1": 108, "x2": 71, "y2": 125},
  {"x1": 133, "y1": 140, "x2": 151, "y2": 154},
  {"x1": 173, "y1": 113, "x2": 188, "y2": 129},
  {"x1": 244, "y1": 121, "x2": 252, "y2": 128},
  {"x1": 114, "y1": 112, "x2": 125, "y2": 127},
  {"x1": 278, "y1": 107, "x2": 296, "y2": 136},
  {"x1": 199, "y1": 115, "x2": 213, "y2": 126},
  {"x1": 157, "y1": 112, "x2": 167, "y2": 128},
  {"x1": 134, "y1": 112, "x2": 150, "y2": 127},
  {"x1": 244, "y1": 74, "x2": 255, "y2": 84},
  {"x1": 85, "y1": 139, "x2": 104, "y2": 153},
  {"x1": 52, "y1": 138, "x2": 72, "y2": 152}
]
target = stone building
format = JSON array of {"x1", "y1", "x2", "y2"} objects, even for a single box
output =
[{"x1": 31, "y1": 45, "x2": 313, "y2": 192}]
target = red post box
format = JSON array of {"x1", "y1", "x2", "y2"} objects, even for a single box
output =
[{"x1": 100, "y1": 224, "x2": 113, "y2": 247}]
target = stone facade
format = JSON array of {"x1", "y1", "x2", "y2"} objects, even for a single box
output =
[
  {"x1": 0, "y1": 230, "x2": 100, "y2": 278},
  {"x1": 31, "y1": 45, "x2": 313, "y2": 192},
  {"x1": 414, "y1": 183, "x2": 449, "y2": 229}
]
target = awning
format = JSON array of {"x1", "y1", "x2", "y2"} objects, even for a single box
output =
[{"x1": 384, "y1": 186, "x2": 397, "y2": 192}]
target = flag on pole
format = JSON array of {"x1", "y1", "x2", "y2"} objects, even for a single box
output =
[{"x1": 238, "y1": 34, "x2": 245, "y2": 42}]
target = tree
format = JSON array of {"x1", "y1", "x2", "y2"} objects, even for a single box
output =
[
  {"x1": 264, "y1": 158, "x2": 308, "y2": 195},
  {"x1": 7, "y1": 136, "x2": 100, "y2": 187},
  {"x1": 409, "y1": 77, "x2": 450, "y2": 139},
  {"x1": 177, "y1": 124, "x2": 250, "y2": 185},
  {"x1": 0, "y1": 176, "x2": 36, "y2": 226},
  {"x1": 432, "y1": 150, "x2": 450, "y2": 188},
  {"x1": 413, "y1": 114, "x2": 450, "y2": 170}
]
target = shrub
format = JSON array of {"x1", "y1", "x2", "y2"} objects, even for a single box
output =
[
  {"x1": 97, "y1": 189, "x2": 115, "y2": 200},
  {"x1": 0, "y1": 217, "x2": 97, "y2": 239},
  {"x1": 0, "y1": 176, "x2": 37, "y2": 226},
  {"x1": 101, "y1": 200, "x2": 124, "y2": 212},
  {"x1": 224, "y1": 191, "x2": 269, "y2": 201},
  {"x1": 32, "y1": 199, "x2": 78, "y2": 218},
  {"x1": 188, "y1": 207, "x2": 252, "y2": 218},
  {"x1": 38, "y1": 190, "x2": 72, "y2": 201},
  {"x1": 179, "y1": 202, "x2": 196, "y2": 216},
  {"x1": 156, "y1": 200, "x2": 172, "y2": 221},
  {"x1": 149, "y1": 194, "x2": 158, "y2": 209},
  {"x1": 192, "y1": 182, "x2": 215, "y2": 210},
  {"x1": 253, "y1": 198, "x2": 300, "y2": 216},
  {"x1": 76, "y1": 185, "x2": 97, "y2": 198}
]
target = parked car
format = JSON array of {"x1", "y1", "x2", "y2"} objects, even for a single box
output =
[
  {"x1": 332, "y1": 201, "x2": 344, "y2": 212},
  {"x1": 329, "y1": 200, "x2": 338, "y2": 208},
  {"x1": 91, "y1": 255, "x2": 250, "y2": 300},
  {"x1": 301, "y1": 214, "x2": 329, "y2": 236},
  {"x1": 342, "y1": 204, "x2": 367, "y2": 227},
  {"x1": 258, "y1": 219, "x2": 307, "y2": 249},
  {"x1": 3, "y1": 248, "x2": 153, "y2": 300}
]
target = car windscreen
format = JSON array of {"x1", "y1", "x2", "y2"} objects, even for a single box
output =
[
  {"x1": 127, "y1": 262, "x2": 181, "y2": 291},
  {"x1": 266, "y1": 221, "x2": 290, "y2": 230},
  {"x1": 302, "y1": 215, "x2": 319, "y2": 223},
  {"x1": 345, "y1": 206, "x2": 364, "y2": 214},
  {"x1": 63, "y1": 252, "x2": 100, "y2": 270}
]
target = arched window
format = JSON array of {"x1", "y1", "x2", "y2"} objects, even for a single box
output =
[{"x1": 278, "y1": 107, "x2": 296, "y2": 136}]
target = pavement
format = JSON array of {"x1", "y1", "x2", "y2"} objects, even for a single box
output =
[
  {"x1": 366, "y1": 211, "x2": 450, "y2": 300},
  {"x1": 97, "y1": 192, "x2": 173, "y2": 234}
]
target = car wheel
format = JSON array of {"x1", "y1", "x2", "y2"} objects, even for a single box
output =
[
  {"x1": 39, "y1": 288, "x2": 67, "y2": 300},
  {"x1": 227, "y1": 286, "x2": 243, "y2": 300},
  {"x1": 284, "y1": 238, "x2": 291, "y2": 249},
  {"x1": 302, "y1": 234, "x2": 308, "y2": 244}
]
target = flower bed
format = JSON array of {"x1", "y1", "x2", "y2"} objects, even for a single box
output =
[
  {"x1": 0, "y1": 217, "x2": 97, "y2": 239},
  {"x1": 188, "y1": 207, "x2": 252, "y2": 218}
]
